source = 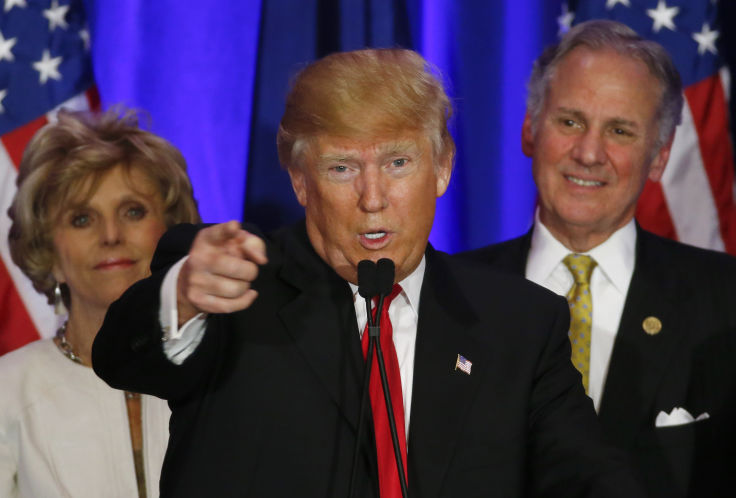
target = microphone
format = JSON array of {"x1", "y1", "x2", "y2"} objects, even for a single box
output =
[
  {"x1": 348, "y1": 259, "x2": 408, "y2": 498},
  {"x1": 376, "y1": 258, "x2": 395, "y2": 297},
  {"x1": 358, "y1": 260, "x2": 378, "y2": 300}
]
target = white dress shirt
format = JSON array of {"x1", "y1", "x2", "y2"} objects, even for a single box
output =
[
  {"x1": 526, "y1": 213, "x2": 636, "y2": 411},
  {"x1": 349, "y1": 258, "x2": 423, "y2": 438},
  {"x1": 159, "y1": 256, "x2": 425, "y2": 437}
]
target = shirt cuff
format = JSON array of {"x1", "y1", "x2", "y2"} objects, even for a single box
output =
[{"x1": 159, "y1": 256, "x2": 208, "y2": 364}]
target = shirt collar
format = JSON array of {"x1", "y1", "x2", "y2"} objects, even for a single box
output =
[
  {"x1": 348, "y1": 256, "x2": 425, "y2": 316},
  {"x1": 528, "y1": 210, "x2": 636, "y2": 294}
]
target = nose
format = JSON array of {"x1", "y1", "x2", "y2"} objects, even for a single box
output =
[
  {"x1": 99, "y1": 217, "x2": 123, "y2": 246},
  {"x1": 358, "y1": 167, "x2": 388, "y2": 212},
  {"x1": 571, "y1": 129, "x2": 607, "y2": 167}
]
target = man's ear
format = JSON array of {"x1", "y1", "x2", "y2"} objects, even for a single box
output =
[
  {"x1": 435, "y1": 151, "x2": 453, "y2": 198},
  {"x1": 521, "y1": 113, "x2": 535, "y2": 158},
  {"x1": 648, "y1": 133, "x2": 675, "y2": 182},
  {"x1": 288, "y1": 166, "x2": 307, "y2": 207}
]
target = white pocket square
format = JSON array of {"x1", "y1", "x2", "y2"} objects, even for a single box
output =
[{"x1": 655, "y1": 407, "x2": 710, "y2": 427}]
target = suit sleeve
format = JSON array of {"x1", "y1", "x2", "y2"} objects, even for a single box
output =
[
  {"x1": 527, "y1": 296, "x2": 646, "y2": 498},
  {"x1": 91, "y1": 223, "x2": 222, "y2": 401}
]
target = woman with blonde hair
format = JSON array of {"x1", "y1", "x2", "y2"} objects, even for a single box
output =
[{"x1": 0, "y1": 108, "x2": 199, "y2": 497}]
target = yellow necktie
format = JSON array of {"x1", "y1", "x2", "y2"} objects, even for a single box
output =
[{"x1": 562, "y1": 254, "x2": 597, "y2": 394}]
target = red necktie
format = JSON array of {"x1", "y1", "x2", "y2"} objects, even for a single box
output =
[{"x1": 361, "y1": 283, "x2": 407, "y2": 498}]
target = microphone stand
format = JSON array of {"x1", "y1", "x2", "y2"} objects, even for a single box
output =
[{"x1": 348, "y1": 259, "x2": 408, "y2": 498}]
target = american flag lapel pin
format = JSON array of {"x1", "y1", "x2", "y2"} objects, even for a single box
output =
[{"x1": 455, "y1": 354, "x2": 472, "y2": 375}]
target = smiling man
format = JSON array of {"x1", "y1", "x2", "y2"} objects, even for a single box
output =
[
  {"x1": 93, "y1": 48, "x2": 643, "y2": 497},
  {"x1": 465, "y1": 20, "x2": 736, "y2": 497}
]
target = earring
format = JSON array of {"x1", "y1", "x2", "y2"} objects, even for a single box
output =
[{"x1": 54, "y1": 282, "x2": 66, "y2": 315}]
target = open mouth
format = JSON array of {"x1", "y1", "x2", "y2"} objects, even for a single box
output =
[
  {"x1": 565, "y1": 175, "x2": 603, "y2": 187},
  {"x1": 359, "y1": 230, "x2": 392, "y2": 248}
]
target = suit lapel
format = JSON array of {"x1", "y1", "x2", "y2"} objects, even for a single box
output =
[
  {"x1": 407, "y1": 248, "x2": 487, "y2": 498},
  {"x1": 276, "y1": 224, "x2": 366, "y2": 432},
  {"x1": 489, "y1": 230, "x2": 532, "y2": 275},
  {"x1": 597, "y1": 228, "x2": 689, "y2": 445}
]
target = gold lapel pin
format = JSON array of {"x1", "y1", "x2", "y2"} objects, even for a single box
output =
[{"x1": 642, "y1": 316, "x2": 662, "y2": 335}]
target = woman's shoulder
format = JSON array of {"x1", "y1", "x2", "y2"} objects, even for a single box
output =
[
  {"x1": 0, "y1": 339, "x2": 60, "y2": 373},
  {"x1": 0, "y1": 339, "x2": 67, "y2": 413}
]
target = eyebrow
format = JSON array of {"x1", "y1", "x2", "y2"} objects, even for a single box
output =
[
  {"x1": 63, "y1": 192, "x2": 154, "y2": 212},
  {"x1": 317, "y1": 140, "x2": 421, "y2": 163}
]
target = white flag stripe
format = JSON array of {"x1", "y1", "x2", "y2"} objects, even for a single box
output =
[
  {"x1": 0, "y1": 146, "x2": 58, "y2": 339},
  {"x1": 46, "y1": 92, "x2": 93, "y2": 123},
  {"x1": 720, "y1": 67, "x2": 731, "y2": 103},
  {"x1": 660, "y1": 98, "x2": 725, "y2": 251},
  {"x1": 716, "y1": 68, "x2": 736, "y2": 207}
]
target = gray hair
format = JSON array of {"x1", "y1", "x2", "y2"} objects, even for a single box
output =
[{"x1": 527, "y1": 20, "x2": 683, "y2": 149}]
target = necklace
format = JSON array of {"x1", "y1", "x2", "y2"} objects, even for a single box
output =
[
  {"x1": 55, "y1": 322, "x2": 82, "y2": 364},
  {"x1": 54, "y1": 322, "x2": 141, "y2": 402}
]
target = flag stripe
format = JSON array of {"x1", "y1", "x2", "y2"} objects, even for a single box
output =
[
  {"x1": 685, "y1": 75, "x2": 736, "y2": 253},
  {"x1": 0, "y1": 116, "x2": 49, "y2": 170},
  {"x1": 0, "y1": 136, "x2": 56, "y2": 355},
  {"x1": 636, "y1": 180, "x2": 678, "y2": 241},
  {"x1": 0, "y1": 257, "x2": 39, "y2": 354},
  {"x1": 657, "y1": 95, "x2": 725, "y2": 250}
]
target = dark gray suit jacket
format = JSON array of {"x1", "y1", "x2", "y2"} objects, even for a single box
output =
[
  {"x1": 463, "y1": 226, "x2": 736, "y2": 498},
  {"x1": 93, "y1": 221, "x2": 644, "y2": 497}
]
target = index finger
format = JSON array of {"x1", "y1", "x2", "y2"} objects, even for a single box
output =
[
  {"x1": 235, "y1": 232, "x2": 268, "y2": 265},
  {"x1": 200, "y1": 220, "x2": 244, "y2": 245}
]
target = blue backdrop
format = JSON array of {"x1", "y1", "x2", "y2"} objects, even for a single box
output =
[{"x1": 83, "y1": 0, "x2": 733, "y2": 253}]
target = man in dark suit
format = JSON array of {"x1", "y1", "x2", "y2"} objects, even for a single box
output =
[
  {"x1": 464, "y1": 20, "x2": 736, "y2": 498},
  {"x1": 93, "y1": 48, "x2": 642, "y2": 497}
]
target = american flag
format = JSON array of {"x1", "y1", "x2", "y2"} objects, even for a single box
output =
[
  {"x1": 559, "y1": 0, "x2": 736, "y2": 253},
  {"x1": 455, "y1": 354, "x2": 472, "y2": 375},
  {"x1": 0, "y1": 0, "x2": 98, "y2": 355}
]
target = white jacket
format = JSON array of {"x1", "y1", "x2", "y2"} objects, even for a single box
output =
[{"x1": 0, "y1": 339, "x2": 170, "y2": 498}]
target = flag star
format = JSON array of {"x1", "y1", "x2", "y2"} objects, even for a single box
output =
[
  {"x1": 32, "y1": 49, "x2": 63, "y2": 84},
  {"x1": 79, "y1": 28, "x2": 90, "y2": 50},
  {"x1": 692, "y1": 23, "x2": 719, "y2": 55},
  {"x1": 647, "y1": 0, "x2": 679, "y2": 33},
  {"x1": 557, "y1": 3, "x2": 574, "y2": 37},
  {"x1": 4, "y1": 0, "x2": 26, "y2": 12},
  {"x1": 606, "y1": 0, "x2": 630, "y2": 9},
  {"x1": 0, "y1": 31, "x2": 17, "y2": 62},
  {"x1": 0, "y1": 88, "x2": 7, "y2": 113},
  {"x1": 43, "y1": 0, "x2": 69, "y2": 31}
]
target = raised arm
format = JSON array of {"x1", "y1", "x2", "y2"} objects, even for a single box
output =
[{"x1": 92, "y1": 221, "x2": 268, "y2": 400}]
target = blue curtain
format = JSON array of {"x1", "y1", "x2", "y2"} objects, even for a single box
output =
[{"x1": 84, "y1": 0, "x2": 733, "y2": 252}]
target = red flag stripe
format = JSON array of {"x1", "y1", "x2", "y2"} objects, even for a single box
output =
[
  {"x1": 86, "y1": 86, "x2": 100, "y2": 111},
  {"x1": 636, "y1": 180, "x2": 678, "y2": 241},
  {"x1": 0, "y1": 256, "x2": 40, "y2": 354},
  {"x1": 685, "y1": 75, "x2": 736, "y2": 254},
  {"x1": 0, "y1": 116, "x2": 49, "y2": 170}
]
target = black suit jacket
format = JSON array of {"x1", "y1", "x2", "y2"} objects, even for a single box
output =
[
  {"x1": 93, "y1": 221, "x2": 643, "y2": 497},
  {"x1": 463, "y1": 226, "x2": 736, "y2": 498}
]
